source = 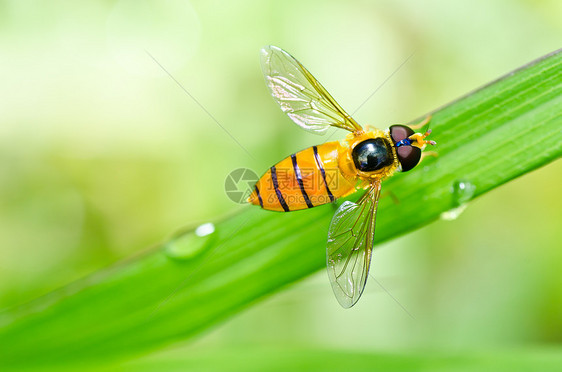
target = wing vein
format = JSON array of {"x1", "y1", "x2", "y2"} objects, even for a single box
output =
[
  {"x1": 261, "y1": 46, "x2": 363, "y2": 135},
  {"x1": 326, "y1": 182, "x2": 382, "y2": 308}
]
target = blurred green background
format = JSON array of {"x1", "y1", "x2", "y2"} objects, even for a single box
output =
[{"x1": 0, "y1": 0, "x2": 561, "y2": 367}]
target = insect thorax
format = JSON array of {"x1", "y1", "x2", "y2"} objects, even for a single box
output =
[{"x1": 338, "y1": 129, "x2": 399, "y2": 182}]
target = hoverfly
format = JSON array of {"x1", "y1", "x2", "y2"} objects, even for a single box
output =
[{"x1": 248, "y1": 46, "x2": 436, "y2": 308}]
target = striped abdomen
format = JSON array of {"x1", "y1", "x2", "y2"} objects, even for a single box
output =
[{"x1": 248, "y1": 141, "x2": 356, "y2": 212}]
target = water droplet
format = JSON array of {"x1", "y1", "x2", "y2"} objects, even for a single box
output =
[
  {"x1": 164, "y1": 222, "x2": 216, "y2": 260},
  {"x1": 440, "y1": 180, "x2": 476, "y2": 221},
  {"x1": 453, "y1": 180, "x2": 476, "y2": 204},
  {"x1": 195, "y1": 222, "x2": 215, "y2": 237}
]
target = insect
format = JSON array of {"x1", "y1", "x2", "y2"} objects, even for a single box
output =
[{"x1": 248, "y1": 46, "x2": 436, "y2": 308}]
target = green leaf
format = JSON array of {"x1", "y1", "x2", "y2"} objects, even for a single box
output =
[
  {"x1": 0, "y1": 49, "x2": 561, "y2": 369},
  {"x1": 113, "y1": 346, "x2": 562, "y2": 372}
]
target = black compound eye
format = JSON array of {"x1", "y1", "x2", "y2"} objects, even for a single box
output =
[
  {"x1": 389, "y1": 125, "x2": 414, "y2": 144},
  {"x1": 396, "y1": 145, "x2": 421, "y2": 172},
  {"x1": 352, "y1": 138, "x2": 394, "y2": 172}
]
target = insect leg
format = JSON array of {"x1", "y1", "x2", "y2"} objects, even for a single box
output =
[
  {"x1": 409, "y1": 115, "x2": 432, "y2": 130},
  {"x1": 419, "y1": 150, "x2": 438, "y2": 164}
]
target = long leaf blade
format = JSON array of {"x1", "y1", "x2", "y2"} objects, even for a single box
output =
[{"x1": 0, "y1": 49, "x2": 560, "y2": 369}]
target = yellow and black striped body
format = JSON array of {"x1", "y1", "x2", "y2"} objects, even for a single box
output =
[
  {"x1": 248, "y1": 141, "x2": 357, "y2": 212},
  {"x1": 248, "y1": 129, "x2": 402, "y2": 212}
]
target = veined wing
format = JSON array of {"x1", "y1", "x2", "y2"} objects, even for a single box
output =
[
  {"x1": 260, "y1": 45, "x2": 363, "y2": 134},
  {"x1": 326, "y1": 181, "x2": 381, "y2": 308}
]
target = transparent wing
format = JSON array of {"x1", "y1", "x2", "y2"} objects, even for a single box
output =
[
  {"x1": 326, "y1": 181, "x2": 382, "y2": 308},
  {"x1": 260, "y1": 45, "x2": 363, "y2": 134}
]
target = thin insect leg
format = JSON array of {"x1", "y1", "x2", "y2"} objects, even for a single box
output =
[
  {"x1": 420, "y1": 151, "x2": 438, "y2": 163},
  {"x1": 409, "y1": 114, "x2": 432, "y2": 130},
  {"x1": 409, "y1": 131, "x2": 436, "y2": 147},
  {"x1": 381, "y1": 189, "x2": 400, "y2": 205}
]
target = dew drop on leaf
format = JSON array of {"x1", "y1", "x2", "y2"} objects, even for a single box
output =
[
  {"x1": 440, "y1": 180, "x2": 476, "y2": 221},
  {"x1": 164, "y1": 223, "x2": 216, "y2": 260}
]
